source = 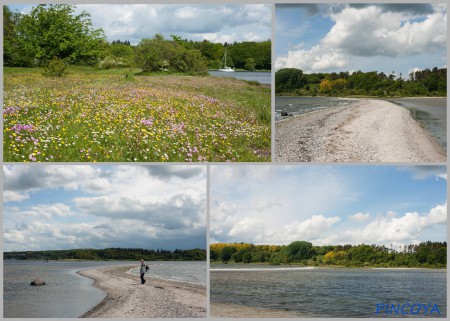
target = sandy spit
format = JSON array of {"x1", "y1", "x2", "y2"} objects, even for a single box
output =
[
  {"x1": 77, "y1": 265, "x2": 206, "y2": 318},
  {"x1": 275, "y1": 99, "x2": 446, "y2": 162}
]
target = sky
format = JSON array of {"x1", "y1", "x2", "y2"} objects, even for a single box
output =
[
  {"x1": 275, "y1": 3, "x2": 447, "y2": 77},
  {"x1": 210, "y1": 165, "x2": 447, "y2": 250},
  {"x1": 8, "y1": 4, "x2": 271, "y2": 45},
  {"x1": 3, "y1": 165, "x2": 206, "y2": 252}
]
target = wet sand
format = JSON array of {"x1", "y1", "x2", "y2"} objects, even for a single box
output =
[
  {"x1": 78, "y1": 265, "x2": 206, "y2": 318},
  {"x1": 275, "y1": 99, "x2": 446, "y2": 162}
]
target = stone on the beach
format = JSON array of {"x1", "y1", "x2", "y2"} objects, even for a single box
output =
[
  {"x1": 281, "y1": 111, "x2": 292, "y2": 117},
  {"x1": 30, "y1": 278, "x2": 46, "y2": 286}
]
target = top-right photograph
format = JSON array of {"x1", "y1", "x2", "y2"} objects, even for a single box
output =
[{"x1": 275, "y1": 3, "x2": 447, "y2": 163}]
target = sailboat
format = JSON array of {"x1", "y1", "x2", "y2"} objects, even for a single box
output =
[{"x1": 218, "y1": 49, "x2": 235, "y2": 72}]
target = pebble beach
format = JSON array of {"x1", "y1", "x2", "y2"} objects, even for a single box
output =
[
  {"x1": 78, "y1": 265, "x2": 207, "y2": 318},
  {"x1": 275, "y1": 99, "x2": 446, "y2": 162}
]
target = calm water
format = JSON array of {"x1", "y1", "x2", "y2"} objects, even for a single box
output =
[
  {"x1": 385, "y1": 98, "x2": 447, "y2": 150},
  {"x1": 129, "y1": 261, "x2": 206, "y2": 285},
  {"x1": 208, "y1": 71, "x2": 271, "y2": 85},
  {"x1": 4, "y1": 260, "x2": 206, "y2": 318},
  {"x1": 211, "y1": 265, "x2": 447, "y2": 318},
  {"x1": 275, "y1": 96, "x2": 360, "y2": 121}
]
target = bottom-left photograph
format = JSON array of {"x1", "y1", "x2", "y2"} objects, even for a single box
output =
[{"x1": 3, "y1": 165, "x2": 207, "y2": 318}]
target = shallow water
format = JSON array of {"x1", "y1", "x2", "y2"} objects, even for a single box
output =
[
  {"x1": 211, "y1": 265, "x2": 447, "y2": 318},
  {"x1": 3, "y1": 260, "x2": 117, "y2": 318},
  {"x1": 275, "y1": 96, "x2": 360, "y2": 121},
  {"x1": 208, "y1": 71, "x2": 271, "y2": 84},
  {"x1": 385, "y1": 98, "x2": 447, "y2": 150},
  {"x1": 129, "y1": 261, "x2": 206, "y2": 285}
]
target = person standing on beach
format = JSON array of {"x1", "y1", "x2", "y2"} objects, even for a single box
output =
[{"x1": 140, "y1": 259, "x2": 146, "y2": 284}]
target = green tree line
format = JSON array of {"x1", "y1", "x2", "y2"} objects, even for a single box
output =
[
  {"x1": 275, "y1": 67, "x2": 446, "y2": 97},
  {"x1": 211, "y1": 241, "x2": 446, "y2": 268},
  {"x1": 4, "y1": 247, "x2": 206, "y2": 261},
  {"x1": 3, "y1": 4, "x2": 271, "y2": 75}
]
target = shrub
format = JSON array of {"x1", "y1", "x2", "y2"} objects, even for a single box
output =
[
  {"x1": 98, "y1": 56, "x2": 131, "y2": 69},
  {"x1": 42, "y1": 57, "x2": 69, "y2": 77}
]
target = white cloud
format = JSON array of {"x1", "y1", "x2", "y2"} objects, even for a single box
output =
[
  {"x1": 3, "y1": 191, "x2": 29, "y2": 202},
  {"x1": 348, "y1": 212, "x2": 370, "y2": 222},
  {"x1": 3, "y1": 165, "x2": 207, "y2": 251},
  {"x1": 282, "y1": 215, "x2": 341, "y2": 242},
  {"x1": 275, "y1": 45, "x2": 348, "y2": 72},
  {"x1": 426, "y1": 202, "x2": 447, "y2": 224},
  {"x1": 75, "y1": 4, "x2": 270, "y2": 44},
  {"x1": 330, "y1": 202, "x2": 447, "y2": 245},
  {"x1": 323, "y1": 6, "x2": 446, "y2": 57},
  {"x1": 276, "y1": 5, "x2": 447, "y2": 72}
]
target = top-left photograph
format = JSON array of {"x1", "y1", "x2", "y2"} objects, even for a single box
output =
[{"x1": 3, "y1": 4, "x2": 271, "y2": 162}]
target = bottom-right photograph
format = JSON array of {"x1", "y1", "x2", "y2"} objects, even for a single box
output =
[{"x1": 209, "y1": 165, "x2": 447, "y2": 318}]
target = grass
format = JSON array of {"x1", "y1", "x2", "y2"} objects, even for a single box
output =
[{"x1": 3, "y1": 67, "x2": 270, "y2": 162}]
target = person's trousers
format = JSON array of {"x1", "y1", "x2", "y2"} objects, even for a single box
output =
[{"x1": 140, "y1": 273, "x2": 146, "y2": 284}]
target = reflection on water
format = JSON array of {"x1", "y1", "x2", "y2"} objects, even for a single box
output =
[{"x1": 211, "y1": 265, "x2": 447, "y2": 317}]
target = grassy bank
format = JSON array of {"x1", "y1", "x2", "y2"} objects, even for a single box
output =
[{"x1": 4, "y1": 67, "x2": 270, "y2": 162}]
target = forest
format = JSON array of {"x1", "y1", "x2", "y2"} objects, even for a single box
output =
[
  {"x1": 3, "y1": 4, "x2": 271, "y2": 74},
  {"x1": 4, "y1": 247, "x2": 206, "y2": 261},
  {"x1": 275, "y1": 67, "x2": 447, "y2": 97},
  {"x1": 210, "y1": 241, "x2": 447, "y2": 268}
]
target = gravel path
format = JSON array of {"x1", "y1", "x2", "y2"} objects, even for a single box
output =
[
  {"x1": 78, "y1": 265, "x2": 206, "y2": 318},
  {"x1": 275, "y1": 99, "x2": 446, "y2": 162}
]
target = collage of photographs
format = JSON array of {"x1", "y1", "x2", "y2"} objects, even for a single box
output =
[{"x1": 1, "y1": 2, "x2": 447, "y2": 319}]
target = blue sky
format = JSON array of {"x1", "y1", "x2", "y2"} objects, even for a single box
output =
[
  {"x1": 7, "y1": 4, "x2": 271, "y2": 44},
  {"x1": 275, "y1": 4, "x2": 447, "y2": 77},
  {"x1": 3, "y1": 165, "x2": 206, "y2": 252},
  {"x1": 210, "y1": 166, "x2": 447, "y2": 249}
]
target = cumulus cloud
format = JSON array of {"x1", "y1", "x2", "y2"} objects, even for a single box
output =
[
  {"x1": 275, "y1": 45, "x2": 348, "y2": 72},
  {"x1": 331, "y1": 202, "x2": 447, "y2": 245},
  {"x1": 3, "y1": 165, "x2": 207, "y2": 251},
  {"x1": 348, "y1": 212, "x2": 370, "y2": 222},
  {"x1": 276, "y1": 4, "x2": 447, "y2": 72},
  {"x1": 74, "y1": 4, "x2": 270, "y2": 44},
  {"x1": 323, "y1": 6, "x2": 446, "y2": 57},
  {"x1": 282, "y1": 215, "x2": 341, "y2": 242}
]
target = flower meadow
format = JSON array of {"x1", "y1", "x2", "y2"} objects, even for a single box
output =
[{"x1": 3, "y1": 71, "x2": 270, "y2": 162}]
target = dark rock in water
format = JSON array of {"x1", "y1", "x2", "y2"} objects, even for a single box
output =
[
  {"x1": 281, "y1": 111, "x2": 293, "y2": 117},
  {"x1": 30, "y1": 278, "x2": 46, "y2": 286}
]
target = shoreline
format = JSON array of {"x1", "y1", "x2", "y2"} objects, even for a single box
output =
[
  {"x1": 77, "y1": 265, "x2": 206, "y2": 318},
  {"x1": 275, "y1": 99, "x2": 446, "y2": 162},
  {"x1": 210, "y1": 263, "x2": 446, "y2": 270}
]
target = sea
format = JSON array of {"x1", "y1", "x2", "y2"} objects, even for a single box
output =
[
  {"x1": 3, "y1": 260, "x2": 206, "y2": 318},
  {"x1": 211, "y1": 265, "x2": 447, "y2": 318},
  {"x1": 208, "y1": 70, "x2": 271, "y2": 85},
  {"x1": 385, "y1": 98, "x2": 447, "y2": 150},
  {"x1": 275, "y1": 96, "x2": 360, "y2": 121}
]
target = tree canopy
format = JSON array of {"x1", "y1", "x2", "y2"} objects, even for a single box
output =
[
  {"x1": 4, "y1": 5, "x2": 271, "y2": 72},
  {"x1": 210, "y1": 241, "x2": 447, "y2": 268},
  {"x1": 4, "y1": 247, "x2": 206, "y2": 261},
  {"x1": 4, "y1": 4, "x2": 106, "y2": 66},
  {"x1": 275, "y1": 67, "x2": 447, "y2": 97}
]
